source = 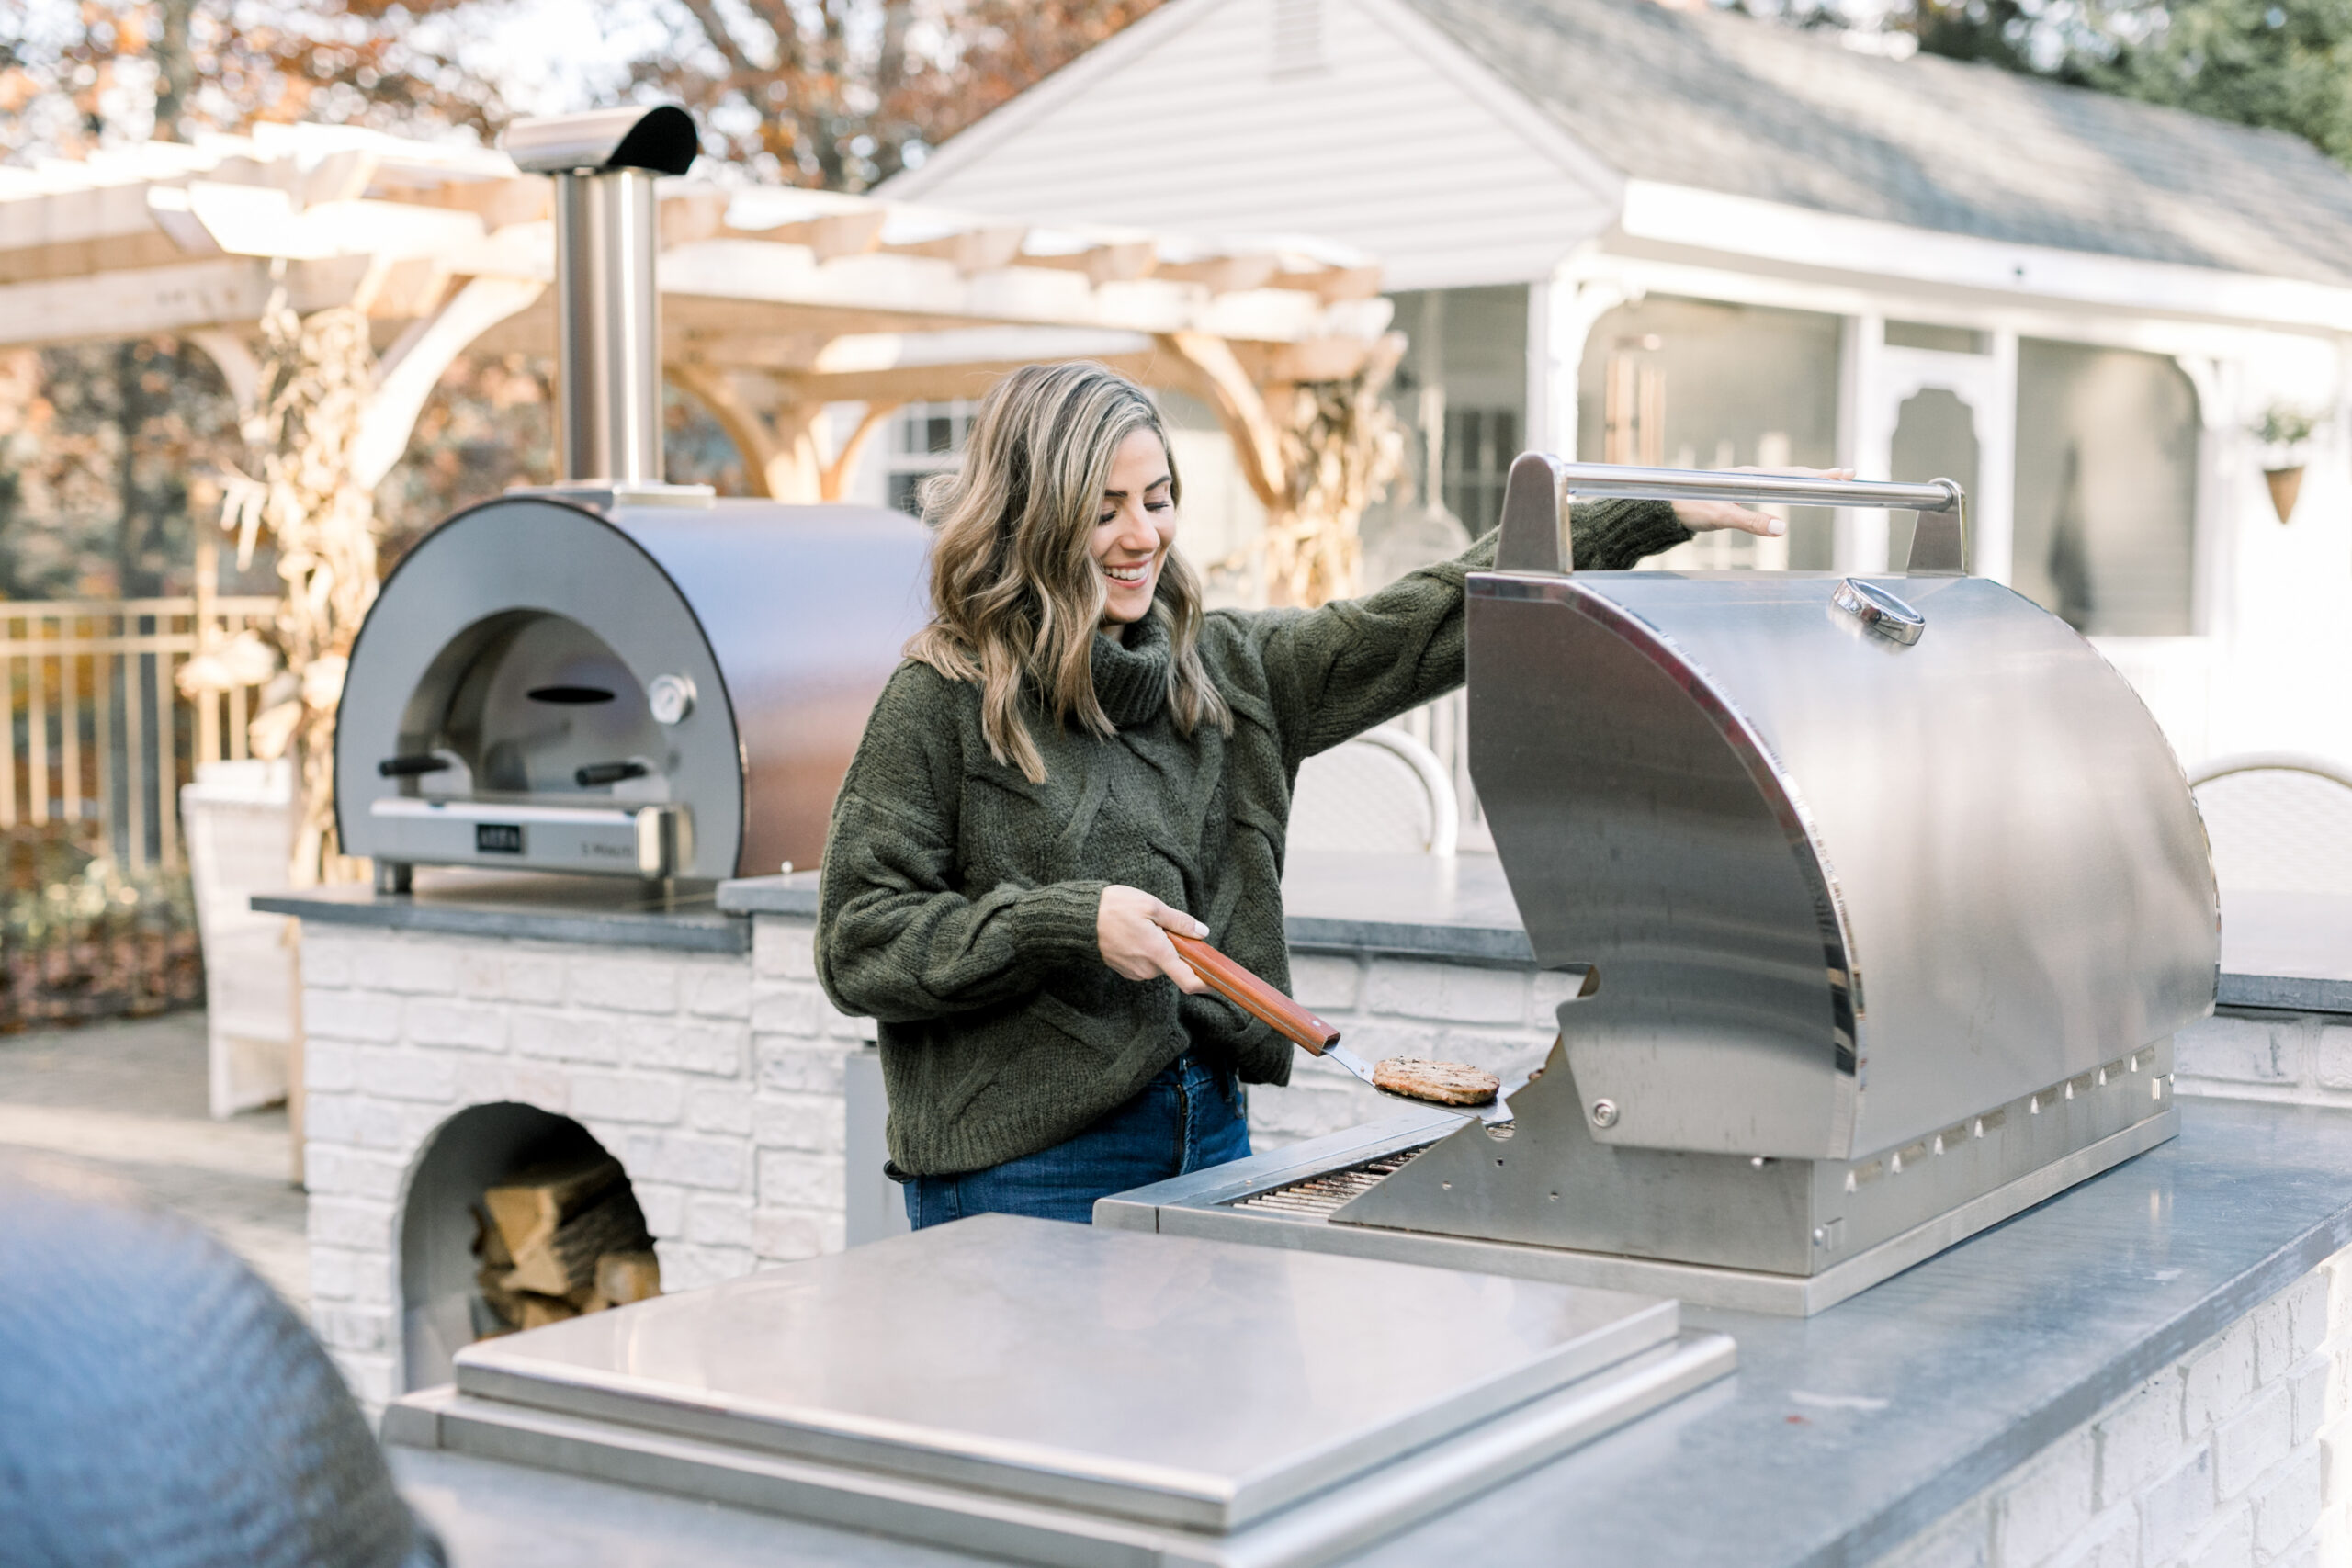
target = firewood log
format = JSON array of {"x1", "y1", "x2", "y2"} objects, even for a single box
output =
[
  {"x1": 470, "y1": 1204, "x2": 514, "y2": 1270},
  {"x1": 483, "y1": 1156, "x2": 623, "y2": 1260},
  {"x1": 474, "y1": 1266, "x2": 525, "y2": 1330},
  {"x1": 500, "y1": 1180, "x2": 652, "y2": 1298},
  {"x1": 594, "y1": 1250, "x2": 662, "y2": 1306},
  {"x1": 516, "y1": 1293, "x2": 579, "y2": 1330}
]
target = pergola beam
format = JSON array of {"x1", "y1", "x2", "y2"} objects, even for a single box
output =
[
  {"x1": 0, "y1": 124, "x2": 1399, "y2": 607},
  {"x1": 0, "y1": 255, "x2": 373, "y2": 348}
]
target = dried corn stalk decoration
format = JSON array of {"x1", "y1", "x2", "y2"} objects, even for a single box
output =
[
  {"x1": 1261, "y1": 362, "x2": 1406, "y2": 608},
  {"x1": 198, "y1": 274, "x2": 381, "y2": 887}
]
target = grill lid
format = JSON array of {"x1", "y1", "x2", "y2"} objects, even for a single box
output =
[{"x1": 1467, "y1": 456, "x2": 2215, "y2": 1161}]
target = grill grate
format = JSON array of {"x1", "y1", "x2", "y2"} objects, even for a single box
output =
[{"x1": 1229, "y1": 1146, "x2": 1433, "y2": 1220}]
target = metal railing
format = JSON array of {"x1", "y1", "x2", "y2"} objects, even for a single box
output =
[{"x1": 0, "y1": 594, "x2": 280, "y2": 870}]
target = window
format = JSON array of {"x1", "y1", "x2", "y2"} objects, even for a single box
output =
[
  {"x1": 1884, "y1": 321, "x2": 1989, "y2": 355},
  {"x1": 1577, "y1": 298, "x2": 1843, "y2": 570},
  {"x1": 885, "y1": 401, "x2": 977, "y2": 518},
  {"x1": 1375, "y1": 286, "x2": 1530, "y2": 550},
  {"x1": 1886, "y1": 388, "x2": 1980, "y2": 570},
  {"x1": 1442, "y1": 405, "x2": 1518, "y2": 539},
  {"x1": 2012, "y1": 343, "x2": 2198, "y2": 636}
]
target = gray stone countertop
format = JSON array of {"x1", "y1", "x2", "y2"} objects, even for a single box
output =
[
  {"x1": 2217, "y1": 890, "x2": 2352, "y2": 1014},
  {"x1": 253, "y1": 869, "x2": 748, "y2": 954},
  {"x1": 717, "y1": 857, "x2": 2352, "y2": 1005},
  {"x1": 391, "y1": 1097, "x2": 2352, "y2": 1567},
  {"x1": 258, "y1": 856, "x2": 2352, "y2": 1013},
  {"x1": 713, "y1": 850, "x2": 1539, "y2": 963},
  {"x1": 714, "y1": 868, "x2": 821, "y2": 918}
]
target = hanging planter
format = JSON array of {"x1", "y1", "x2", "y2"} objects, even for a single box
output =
[
  {"x1": 2265, "y1": 464, "x2": 2307, "y2": 525},
  {"x1": 2254, "y1": 404, "x2": 2320, "y2": 525}
]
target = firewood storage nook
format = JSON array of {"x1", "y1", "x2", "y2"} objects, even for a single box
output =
[{"x1": 401, "y1": 1103, "x2": 662, "y2": 1385}]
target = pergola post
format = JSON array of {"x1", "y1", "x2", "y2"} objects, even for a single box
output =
[{"x1": 349, "y1": 276, "x2": 547, "y2": 491}]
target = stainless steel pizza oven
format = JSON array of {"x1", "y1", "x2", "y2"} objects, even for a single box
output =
[
  {"x1": 335, "y1": 107, "x2": 929, "y2": 887},
  {"x1": 1104, "y1": 457, "x2": 2221, "y2": 1314},
  {"x1": 335, "y1": 495, "x2": 927, "y2": 886}
]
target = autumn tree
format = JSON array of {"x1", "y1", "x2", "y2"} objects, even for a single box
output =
[
  {"x1": 3, "y1": 0, "x2": 512, "y2": 155},
  {"x1": 2064, "y1": 0, "x2": 2352, "y2": 165},
  {"x1": 1785, "y1": 0, "x2": 2352, "y2": 173},
  {"x1": 634, "y1": 0, "x2": 1165, "y2": 190}
]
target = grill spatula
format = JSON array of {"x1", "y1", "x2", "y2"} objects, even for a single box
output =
[{"x1": 1169, "y1": 932, "x2": 1515, "y2": 1129}]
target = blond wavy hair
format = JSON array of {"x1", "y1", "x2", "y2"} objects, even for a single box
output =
[{"x1": 907, "y1": 362, "x2": 1231, "y2": 783}]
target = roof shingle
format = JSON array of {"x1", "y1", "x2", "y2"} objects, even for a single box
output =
[{"x1": 1410, "y1": 0, "x2": 2352, "y2": 286}]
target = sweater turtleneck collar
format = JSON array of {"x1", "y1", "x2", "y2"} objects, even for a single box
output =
[{"x1": 1090, "y1": 613, "x2": 1170, "y2": 727}]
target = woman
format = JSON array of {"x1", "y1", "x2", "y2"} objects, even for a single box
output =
[{"x1": 816, "y1": 361, "x2": 1798, "y2": 1228}]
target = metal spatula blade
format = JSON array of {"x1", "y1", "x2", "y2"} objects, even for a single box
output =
[{"x1": 1324, "y1": 1042, "x2": 1517, "y2": 1128}]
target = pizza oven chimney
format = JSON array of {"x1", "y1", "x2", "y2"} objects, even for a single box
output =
[{"x1": 503, "y1": 106, "x2": 700, "y2": 486}]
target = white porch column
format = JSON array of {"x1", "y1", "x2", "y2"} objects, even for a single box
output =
[
  {"x1": 1837, "y1": 312, "x2": 1891, "y2": 571},
  {"x1": 1972, "y1": 328, "x2": 2018, "y2": 585},
  {"x1": 2172, "y1": 353, "x2": 2239, "y2": 645},
  {"x1": 1535, "y1": 265, "x2": 1628, "y2": 460}
]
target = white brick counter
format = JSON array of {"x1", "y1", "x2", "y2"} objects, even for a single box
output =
[
  {"x1": 276, "y1": 863, "x2": 2352, "y2": 1564},
  {"x1": 299, "y1": 914, "x2": 868, "y2": 1408},
  {"x1": 1873, "y1": 1246, "x2": 2352, "y2": 1568},
  {"x1": 294, "y1": 904, "x2": 1573, "y2": 1407},
  {"x1": 2177, "y1": 1013, "x2": 2352, "y2": 1112}
]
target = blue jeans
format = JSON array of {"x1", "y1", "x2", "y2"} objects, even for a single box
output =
[{"x1": 903, "y1": 1054, "x2": 1250, "y2": 1227}]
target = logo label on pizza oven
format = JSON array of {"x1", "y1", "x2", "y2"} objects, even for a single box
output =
[{"x1": 475, "y1": 822, "x2": 526, "y2": 854}]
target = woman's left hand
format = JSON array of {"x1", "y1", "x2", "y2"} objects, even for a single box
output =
[{"x1": 1671, "y1": 467, "x2": 1854, "y2": 537}]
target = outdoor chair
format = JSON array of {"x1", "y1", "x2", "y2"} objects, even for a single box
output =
[
  {"x1": 1289, "y1": 726, "x2": 1460, "y2": 856},
  {"x1": 2187, "y1": 752, "x2": 2352, "y2": 896}
]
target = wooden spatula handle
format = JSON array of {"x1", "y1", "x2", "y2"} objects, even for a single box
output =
[{"x1": 1168, "y1": 932, "x2": 1342, "y2": 1054}]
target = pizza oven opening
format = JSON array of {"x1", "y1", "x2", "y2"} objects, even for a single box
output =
[
  {"x1": 387, "y1": 610, "x2": 675, "y2": 807},
  {"x1": 399, "y1": 1103, "x2": 661, "y2": 1393}
]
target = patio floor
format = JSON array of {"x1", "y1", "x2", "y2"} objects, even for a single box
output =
[{"x1": 0, "y1": 1010, "x2": 308, "y2": 1310}]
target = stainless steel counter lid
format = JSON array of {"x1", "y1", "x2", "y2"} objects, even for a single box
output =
[{"x1": 448, "y1": 1214, "x2": 1679, "y2": 1531}]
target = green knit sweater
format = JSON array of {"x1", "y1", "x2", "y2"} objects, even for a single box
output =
[{"x1": 814, "y1": 502, "x2": 1689, "y2": 1176}]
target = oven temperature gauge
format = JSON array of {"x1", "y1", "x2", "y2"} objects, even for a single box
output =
[{"x1": 647, "y1": 673, "x2": 697, "y2": 725}]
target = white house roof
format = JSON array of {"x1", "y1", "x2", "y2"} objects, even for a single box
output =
[{"x1": 1417, "y1": 0, "x2": 2352, "y2": 288}]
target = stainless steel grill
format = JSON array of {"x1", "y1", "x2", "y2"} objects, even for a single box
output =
[
  {"x1": 334, "y1": 107, "x2": 930, "y2": 887},
  {"x1": 1102, "y1": 456, "x2": 2220, "y2": 1314}
]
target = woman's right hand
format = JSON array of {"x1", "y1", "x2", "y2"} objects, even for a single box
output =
[{"x1": 1098, "y1": 885, "x2": 1210, "y2": 994}]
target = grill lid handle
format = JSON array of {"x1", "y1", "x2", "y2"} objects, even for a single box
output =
[{"x1": 1493, "y1": 454, "x2": 1967, "y2": 576}]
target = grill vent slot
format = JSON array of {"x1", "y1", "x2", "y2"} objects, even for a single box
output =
[
  {"x1": 527, "y1": 685, "x2": 617, "y2": 705},
  {"x1": 1230, "y1": 1146, "x2": 1432, "y2": 1220}
]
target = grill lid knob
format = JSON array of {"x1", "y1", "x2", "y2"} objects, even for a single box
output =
[{"x1": 647, "y1": 673, "x2": 697, "y2": 725}]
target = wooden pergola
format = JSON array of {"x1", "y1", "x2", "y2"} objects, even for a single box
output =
[{"x1": 0, "y1": 122, "x2": 1399, "y2": 527}]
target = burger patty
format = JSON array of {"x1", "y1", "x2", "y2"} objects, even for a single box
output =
[{"x1": 1372, "y1": 1057, "x2": 1500, "y2": 1106}]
